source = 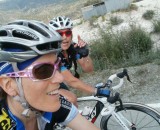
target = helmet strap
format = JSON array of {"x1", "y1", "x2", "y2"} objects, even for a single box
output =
[{"x1": 11, "y1": 62, "x2": 42, "y2": 118}]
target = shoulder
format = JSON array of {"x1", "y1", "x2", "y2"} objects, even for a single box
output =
[{"x1": 0, "y1": 99, "x2": 17, "y2": 130}]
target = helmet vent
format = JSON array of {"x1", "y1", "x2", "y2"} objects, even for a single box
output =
[
  {"x1": 53, "y1": 23, "x2": 58, "y2": 28},
  {"x1": 13, "y1": 30, "x2": 39, "y2": 41},
  {"x1": 36, "y1": 42, "x2": 59, "y2": 51},
  {"x1": 59, "y1": 17, "x2": 62, "y2": 21},
  {"x1": 28, "y1": 23, "x2": 50, "y2": 38},
  {"x1": 66, "y1": 21, "x2": 69, "y2": 26},
  {"x1": 60, "y1": 22, "x2": 64, "y2": 26},
  {"x1": 1, "y1": 42, "x2": 30, "y2": 51},
  {"x1": 8, "y1": 21, "x2": 23, "y2": 25},
  {"x1": 40, "y1": 23, "x2": 49, "y2": 30},
  {"x1": 0, "y1": 30, "x2": 7, "y2": 36}
]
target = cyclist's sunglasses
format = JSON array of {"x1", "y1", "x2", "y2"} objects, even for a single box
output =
[
  {"x1": 3, "y1": 58, "x2": 61, "y2": 81},
  {"x1": 57, "y1": 30, "x2": 72, "y2": 37}
]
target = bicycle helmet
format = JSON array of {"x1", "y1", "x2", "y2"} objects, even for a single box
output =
[
  {"x1": 49, "y1": 16, "x2": 73, "y2": 30},
  {"x1": 0, "y1": 19, "x2": 62, "y2": 63},
  {"x1": 0, "y1": 20, "x2": 62, "y2": 117}
]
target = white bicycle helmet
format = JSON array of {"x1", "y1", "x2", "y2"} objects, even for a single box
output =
[
  {"x1": 0, "y1": 19, "x2": 62, "y2": 62},
  {"x1": 0, "y1": 20, "x2": 62, "y2": 117},
  {"x1": 49, "y1": 16, "x2": 73, "y2": 30}
]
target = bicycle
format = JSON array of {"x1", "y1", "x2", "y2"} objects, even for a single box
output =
[{"x1": 77, "y1": 69, "x2": 160, "y2": 130}]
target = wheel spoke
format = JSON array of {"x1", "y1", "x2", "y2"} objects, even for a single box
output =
[{"x1": 101, "y1": 103, "x2": 160, "y2": 130}]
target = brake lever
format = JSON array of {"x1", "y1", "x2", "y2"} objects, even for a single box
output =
[{"x1": 117, "y1": 69, "x2": 132, "y2": 83}]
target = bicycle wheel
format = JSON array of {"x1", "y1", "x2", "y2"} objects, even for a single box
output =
[{"x1": 100, "y1": 102, "x2": 160, "y2": 130}]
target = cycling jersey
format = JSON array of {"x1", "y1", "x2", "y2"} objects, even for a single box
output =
[
  {"x1": 58, "y1": 44, "x2": 80, "y2": 72},
  {"x1": 0, "y1": 96, "x2": 78, "y2": 130},
  {"x1": 58, "y1": 43, "x2": 81, "y2": 79}
]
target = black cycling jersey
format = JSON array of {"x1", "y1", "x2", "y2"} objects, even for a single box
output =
[
  {"x1": 58, "y1": 43, "x2": 80, "y2": 78},
  {"x1": 0, "y1": 96, "x2": 78, "y2": 130}
]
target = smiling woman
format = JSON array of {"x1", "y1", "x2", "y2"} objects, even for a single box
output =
[{"x1": 0, "y1": 19, "x2": 100, "y2": 130}]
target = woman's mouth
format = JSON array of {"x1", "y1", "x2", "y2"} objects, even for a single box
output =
[
  {"x1": 47, "y1": 88, "x2": 59, "y2": 96},
  {"x1": 62, "y1": 42, "x2": 68, "y2": 45}
]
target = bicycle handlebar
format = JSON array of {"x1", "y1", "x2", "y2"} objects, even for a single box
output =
[
  {"x1": 105, "y1": 69, "x2": 131, "y2": 90},
  {"x1": 95, "y1": 69, "x2": 131, "y2": 104},
  {"x1": 104, "y1": 69, "x2": 131, "y2": 104}
]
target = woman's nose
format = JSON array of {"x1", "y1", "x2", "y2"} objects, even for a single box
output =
[
  {"x1": 61, "y1": 34, "x2": 67, "y2": 39},
  {"x1": 50, "y1": 70, "x2": 64, "y2": 83}
]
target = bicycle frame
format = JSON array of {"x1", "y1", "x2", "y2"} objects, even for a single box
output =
[
  {"x1": 77, "y1": 69, "x2": 160, "y2": 130},
  {"x1": 78, "y1": 96, "x2": 132, "y2": 130}
]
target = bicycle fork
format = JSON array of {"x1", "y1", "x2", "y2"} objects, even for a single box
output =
[
  {"x1": 101, "y1": 104, "x2": 135, "y2": 130},
  {"x1": 111, "y1": 111, "x2": 133, "y2": 130}
]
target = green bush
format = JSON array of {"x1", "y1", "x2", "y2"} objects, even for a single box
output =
[
  {"x1": 89, "y1": 16, "x2": 99, "y2": 27},
  {"x1": 153, "y1": 20, "x2": 160, "y2": 33},
  {"x1": 110, "y1": 16, "x2": 123, "y2": 25},
  {"x1": 90, "y1": 26, "x2": 153, "y2": 71},
  {"x1": 142, "y1": 10, "x2": 155, "y2": 20},
  {"x1": 129, "y1": 4, "x2": 138, "y2": 11}
]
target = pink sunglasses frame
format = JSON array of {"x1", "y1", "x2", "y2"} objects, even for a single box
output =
[{"x1": 3, "y1": 58, "x2": 61, "y2": 81}]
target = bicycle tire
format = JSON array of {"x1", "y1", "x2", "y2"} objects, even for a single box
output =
[{"x1": 100, "y1": 102, "x2": 160, "y2": 130}]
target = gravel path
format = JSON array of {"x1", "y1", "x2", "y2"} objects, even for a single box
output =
[{"x1": 75, "y1": 63, "x2": 160, "y2": 104}]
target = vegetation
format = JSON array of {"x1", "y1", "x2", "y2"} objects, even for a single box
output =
[
  {"x1": 129, "y1": 4, "x2": 138, "y2": 11},
  {"x1": 142, "y1": 10, "x2": 155, "y2": 20},
  {"x1": 110, "y1": 16, "x2": 123, "y2": 25},
  {"x1": 153, "y1": 20, "x2": 160, "y2": 33},
  {"x1": 90, "y1": 25, "x2": 157, "y2": 71},
  {"x1": 88, "y1": 16, "x2": 99, "y2": 27}
]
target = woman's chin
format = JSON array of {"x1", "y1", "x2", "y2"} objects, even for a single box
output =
[
  {"x1": 51, "y1": 103, "x2": 61, "y2": 112},
  {"x1": 61, "y1": 45, "x2": 70, "y2": 50}
]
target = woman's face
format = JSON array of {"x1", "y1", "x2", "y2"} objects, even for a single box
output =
[
  {"x1": 57, "y1": 29, "x2": 72, "y2": 50},
  {"x1": 21, "y1": 53, "x2": 64, "y2": 112}
]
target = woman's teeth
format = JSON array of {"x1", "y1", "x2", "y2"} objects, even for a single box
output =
[{"x1": 47, "y1": 89, "x2": 59, "y2": 95}]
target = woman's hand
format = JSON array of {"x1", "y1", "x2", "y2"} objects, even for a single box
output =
[{"x1": 74, "y1": 35, "x2": 87, "y2": 48}]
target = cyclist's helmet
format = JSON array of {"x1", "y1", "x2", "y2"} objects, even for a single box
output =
[
  {"x1": 0, "y1": 20, "x2": 62, "y2": 117},
  {"x1": 0, "y1": 19, "x2": 62, "y2": 62},
  {"x1": 49, "y1": 16, "x2": 73, "y2": 30}
]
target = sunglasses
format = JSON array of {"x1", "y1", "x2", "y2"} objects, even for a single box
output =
[
  {"x1": 57, "y1": 30, "x2": 72, "y2": 37},
  {"x1": 3, "y1": 58, "x2": 61, "y2": 81}
]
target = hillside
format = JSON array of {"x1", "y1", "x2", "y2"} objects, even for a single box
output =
[
  {"x1": 71, "y1": 0, "x2": 160, "y2": 105},
  {"x1": 0, "y1": 0, "x2": 86, "y2": 24},
  {"x1": 72, "y1": 0, "x2": 160, "y2": 45},
  {"x1": 0, "y1": 0, "x2": 160, "y2": 105},
  {"x1": 0, "y1": 0, "x2": 76, "y2": 10}
]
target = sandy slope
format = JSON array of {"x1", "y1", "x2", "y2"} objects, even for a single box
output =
[
  {"x1": 72, "y1": 0, "x2": 160, "y2": 47},
  {"x1": 71, "y1": 0, "x2": 160, "y2": 105}
]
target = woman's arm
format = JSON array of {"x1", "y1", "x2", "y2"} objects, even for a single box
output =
[
  {"x1": 54, "y1": 99, "x2": 100, "y2": 130},
  {"x1": 77, "y1": 56, "x2": 93, "y2": 73},
  {"x1": 61, "y1": 70, "x2": 95, "y2": 95},
  {"x1": 67, "y1": 113, "x2": 100, "y2": 130}
]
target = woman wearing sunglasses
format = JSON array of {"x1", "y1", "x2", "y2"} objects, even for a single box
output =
[
  {"x1": 0, "y1": 20, "x2": 100, "y2": 130},
  {"x1": 49, "y1": 16, "x2": 110, "y2": 106}
]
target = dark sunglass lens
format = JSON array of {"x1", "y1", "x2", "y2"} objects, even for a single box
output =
[
  {"x1": 65, "y1": 31, "x2": 72, "y2": 37},
  {"x1": 33, "y1": 64, "x2": 54, "y2": 80}
]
